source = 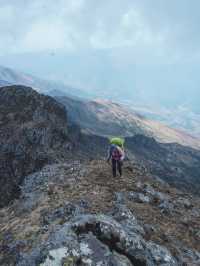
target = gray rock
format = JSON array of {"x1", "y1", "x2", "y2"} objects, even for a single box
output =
[
  {"x1": 115, "y1": 192, "x2": 126, "y2": 205},
  {"x1": 194, "y1": 230, "x2": 200, "y2": 241},
  {"x1": 111, "y1": 203, "x2": 145, "y2": 236},
  {"x1": 128, "y1": 192, "x2": 151, "y2": 204},
  {"x1": 147, "y1": 242, "x2": 178, "y2": 266},
  {"x1": 143, "y1": 184, "x2": 169, "y2": 203},
  {"x1": 40, "y1": 202, "x2": 85, "y2": 225},
  {"x1": 16, "y1": 210, "x2": 178, "y2": 266},
  {"x1": 0, "y1": 86, "x2": 69, "y2": 207},
  {"x1": 180, "y1": 248, "x2": 200, "y2": 266},
  {"x1": 176, "y1": 198, "x2": 193, "y2": 209},
  {"x1": 159, "y1": 201, "x2": 174, "y2": 215}
]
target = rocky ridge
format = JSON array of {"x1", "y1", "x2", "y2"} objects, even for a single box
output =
[
  {"x1": 0, "y1": 160, "x2": 199, "y2": 265},
  {"x1": 0, "y1": 85, "x2": 69, "y2": 207}
]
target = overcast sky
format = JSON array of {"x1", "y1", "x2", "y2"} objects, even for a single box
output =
[
  {"x1": 1, "y1": 0, "x2": 200, "y2": 64},
  {"x1": 1, "y1": 0, "x2": 200, "y2": 112}
]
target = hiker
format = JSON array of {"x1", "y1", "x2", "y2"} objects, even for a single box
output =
[{"x1": 107, "y1": 138, "x2": 125, "y2": 177}]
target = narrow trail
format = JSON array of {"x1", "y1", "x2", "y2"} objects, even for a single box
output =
[{"x1": 75, "y1": 160, "x2": 138, "y2": 212}]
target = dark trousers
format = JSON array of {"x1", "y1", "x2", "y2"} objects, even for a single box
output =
[{"x1": 112, "y1": 159, "x2": 122, "y2": 177}]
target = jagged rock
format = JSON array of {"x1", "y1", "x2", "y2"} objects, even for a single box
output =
[
  {"x1": 176, "y1": 198, "x2": 193, "y2": 209},
  {"x1": 42, "y1": 247, "x2": 69, "y2": 266},
  {"x1": 15, "y1": 203, "x2": 178, "y2": 266},
  {"x1": 71, "y1": 214, "x2": 177, "y2": 266},
  {"x1": 159, "y1": 201, "x2": 174, "y2": 215},
  {"x1": 40, "y1": 202, "x2": 85, "y2": 226},
  {"x1": 128, "y1": 192, "x2": 151, "y2": 204},
  {"x1": 181, "y1": 217, "x2": 190, "y2": 226},
  {"x1": 194, "y1": 230, "x2": 200, "y2": 241},
  {"x1": 40, "y1": 235, "x2": 134, "y2": 266},
  {"x1": 143, "y1": 184, "x2": 169, "y2": 203},
  {"x1": 0, "y1": 86, "x2": 69, "y2": 207},
  {"x1": 15, "y1": 162, "x2": 84, "y2": 214},
  {"x1": 190, "y1": 207, "x2": 200, "y2": 218},
  {"x1": 111, "y1": 203, "x2": 145, "y2": 236},
  {"x1": 15, "y1": 190, "x2": 45, "y2": 214},
  {"x1": 180, "y1": 248, "x2": 200, "y2": 266},
  {"x1": 115, "y1": 192, "x2": 126, "y2": 205},
  {"x1": 21, "y1": 163, "x2": 80, "y2": 195},
  {"x1": 143, "y1": 224, "x2": 157, "y2": 240},
  {"x1": 136, "y1": 181, "x2": 143, "y2": 189},
  {"x1": 146, "y1": 242, "x2": 177, "y2": 265}
]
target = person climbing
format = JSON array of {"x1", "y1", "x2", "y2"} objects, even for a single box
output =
[{"x1": 107, "y1": 137, "x2": 125, "y2": 177}]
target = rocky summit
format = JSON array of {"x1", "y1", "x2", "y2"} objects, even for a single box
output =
[{"x1": 0, "y1": 86, "x2": 200, "y2": 266}]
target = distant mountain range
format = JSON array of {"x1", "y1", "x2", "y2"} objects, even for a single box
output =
[
  {"x1": 0, "y1": 65, "x2": 89, "y2": 99},
  {"x1": 1, "y1": 51, "x2": 200, "y2": 113},
  {"x1": 129, "y1": 105, "x2": 200, "y2": 138}
]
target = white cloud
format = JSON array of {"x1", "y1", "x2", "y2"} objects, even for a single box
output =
[
  {"x1": 16, "y1": 20, "x2": 73, "y2": 53},
  {"x1": 0, "y1": 0, "x2": 200, "y2": 64},
  {"x1": 89, "y1": 7, "x2": 166, "y2": 54}
]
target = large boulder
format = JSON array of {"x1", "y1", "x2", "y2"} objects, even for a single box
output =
[{"x1": 16, "y1": 213, "x2": 178, "y2": 266}]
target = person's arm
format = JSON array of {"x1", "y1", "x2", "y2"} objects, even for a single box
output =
[{"x1": 107, "y1": 146, "x2": 112, "y2": 162}]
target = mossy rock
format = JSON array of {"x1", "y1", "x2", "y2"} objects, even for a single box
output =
[{"x1": 62, "y1": 256, "x2": 77, "y2": 266}]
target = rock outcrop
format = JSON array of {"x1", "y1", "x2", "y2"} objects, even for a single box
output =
[{"x1": 0, "y1": 85, "x2": 69, "y2": 207}]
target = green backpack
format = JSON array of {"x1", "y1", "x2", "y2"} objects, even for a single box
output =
[{"x1": 110, "y1": 137, "x2": 125, "y2": 148}]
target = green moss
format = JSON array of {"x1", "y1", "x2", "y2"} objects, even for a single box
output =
[{"x1": 62, "y1": 256, "x2": 75, "y2": 266}]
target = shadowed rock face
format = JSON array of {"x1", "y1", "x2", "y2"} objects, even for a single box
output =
[
  {"x1": 126, "y1": 135, "x2": 200, "y2": 195},
  {"x1": 0, "y1": 85, "x2": 69, "y2": 207}
]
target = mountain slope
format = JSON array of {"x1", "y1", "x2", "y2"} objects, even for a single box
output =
[
  {"x1": 126, "y1": 135, "x2": 200, "y2": 195},
  {"x1": 57, "y1": 96, "x2": 200, "y2": 150},
  {"x1": 130, "y1": 105, "x2": 200, "y2": 139}
]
